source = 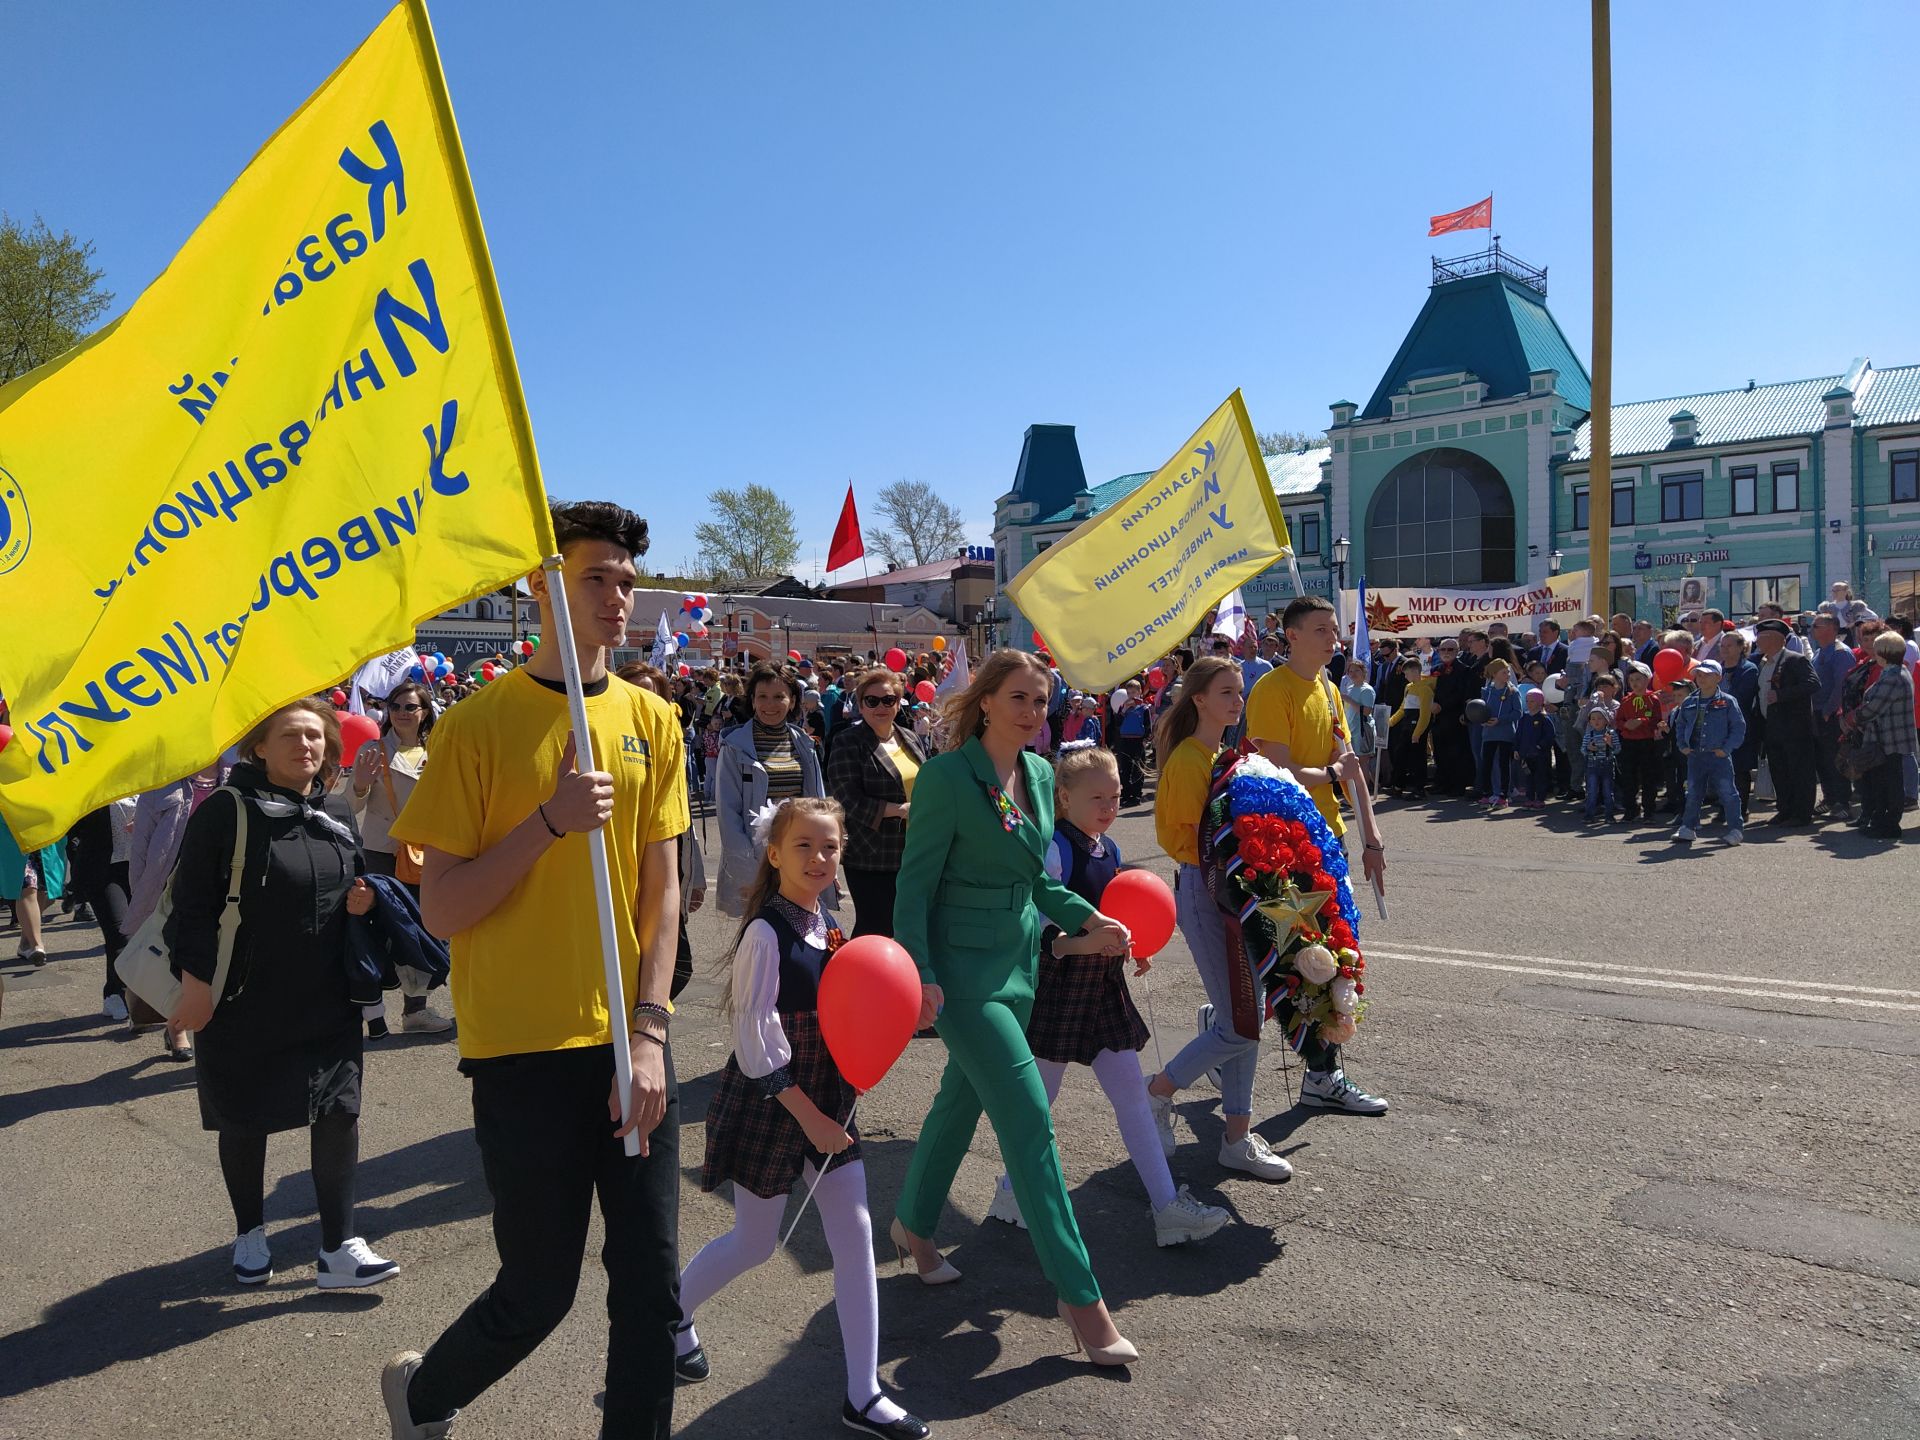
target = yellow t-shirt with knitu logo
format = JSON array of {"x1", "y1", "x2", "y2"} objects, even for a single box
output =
[{"x1": 391, "y1": 669, "x2": 688, "y2": 1060}]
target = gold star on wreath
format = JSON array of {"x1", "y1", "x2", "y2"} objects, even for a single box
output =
[{"x1": 1255, "y1": 882, "x2": 1334, "y2": 937}]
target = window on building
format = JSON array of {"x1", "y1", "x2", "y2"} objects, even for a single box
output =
[
  {"x1": 1298, "y1": 511, "x2": 1322, "y2": 558},
  {"x1": 1893, "y1": 450, "x2": 1919, "y2": 504},
  {"x1": 1772, "y1": 463, "x2": 1799, "y2": 512},
  {"x1": 1730, "y1": 466, "x2": 1757, "y2": 515},
  {"x1": 1365, "y1": 446, "x2": 1516, "y2": 587},
  {"x1": 1891, "y1": 568, "x2": 1920, "y2": 624},
  {"x1": 1571, "y1": 487, "x2": 1589, "y2": 531},
  {"x1": 1610, "y1": 585, "x2": 1638, "y2": 621},
  {"x1": 1728, "y1": 575, "x2": 1802, "y2": 615},
  {"x1": 1612, "y1": 480, "x2": 1636, "y2": 527},
  {"x1": 1661, "y1": 472, "x2": 1704, "y2": 522}
]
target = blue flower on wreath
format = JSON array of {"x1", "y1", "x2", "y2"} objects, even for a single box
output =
[{"x1": 1226, "y1": 761, "x2": 1361, "y2": 938}]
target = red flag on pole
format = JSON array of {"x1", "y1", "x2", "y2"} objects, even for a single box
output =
[
  {"x1": 828, "y1": 483, "x2": 865, "y2": 571},
  {"x1": 1428, "y1": 195, "x2": 1493, "y2": 236}
]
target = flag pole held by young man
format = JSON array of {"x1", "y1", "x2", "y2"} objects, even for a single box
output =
[{"x1": 405, "y1": 0, "x2": 641, "y2": 1152}]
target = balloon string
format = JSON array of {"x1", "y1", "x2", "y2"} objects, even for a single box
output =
[
  {"x1": 1140, "y1": 963, "x2": 1165, "y2": 1075},
  {"x1": 781, "y1": 1096, "x2": 859, "y2": 1248}
]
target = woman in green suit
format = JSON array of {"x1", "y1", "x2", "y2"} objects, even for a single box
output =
[{"x1": 890, "y1": 651, "x2": 1139, "y2": 1365}]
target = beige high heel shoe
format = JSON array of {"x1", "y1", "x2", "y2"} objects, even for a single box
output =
[
  {"x1": 1057, "y1": 1300, "x2": 1139, "y2": 1366},
  {"x1": 888, "y1": 1217, "x2": 961, "y2": 1285}
]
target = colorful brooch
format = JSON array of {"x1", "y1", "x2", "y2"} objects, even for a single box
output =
[{"x1": 986, "y1": 785, "x2": 1023, "y2": 833}]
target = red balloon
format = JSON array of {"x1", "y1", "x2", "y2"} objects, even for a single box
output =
[
  {"x1": 1146, "y1": 666, "x2": 1168, "y2": 691},
  {"x1": 788, "y1": 649, "x2": 803, "y2": 662},
  {"x1": 0, "y1": 723, "x2": 11, "y2": 754},
  {"x1": 883, "y1": 647, "x2": 909, "y2": 673},
  {"x1": 1099, "y1": 869, "x2": 1178, "y2": 959},
  {"x1": 818, "y1": 935, "x2": 923, "y2": 1092},
  {"x1": 338, "y1": 713, "x2": 381, "y2": 765},
  {"x1": 677, "y1": 662, "x2": 692, "y2": 677},
  {"x1": 1651, "y1": 647, "x2": 1690, "y2": 684},
  {"x1": 915, "y1": 679, "x2": 937, "y2": 703},
  {"x1": 329, "y1": 688, "x2": 347, "y2": 708}
]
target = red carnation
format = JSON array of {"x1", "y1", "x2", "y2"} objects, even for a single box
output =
[{"x1": 1310, "y1": 870, "x2": 1337, "y2": 894}]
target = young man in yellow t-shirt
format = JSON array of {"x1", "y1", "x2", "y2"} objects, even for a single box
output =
[
  {"x1": 382, "y1": 501, "x2": 688, "y2": 1440},
  {"x1": 1243, "y1": 595, "x2": 1390, "y2": 1117}
]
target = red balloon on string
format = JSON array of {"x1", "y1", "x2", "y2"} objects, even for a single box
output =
[
  {"x1": 1098, "y1": 869, "x2": 1178, "y2": 958},
  {"x1": 883, "y1": 647, "x2": 909, "y2": 673},
  {"x1": 915, "y1": 680, "x2": 937, "y2": 703},
  {"x1": 677, "y1": 662, "x2": 692, "y2": 677},
  {"x1": 0, "y1": 723, "x2": 11, "y2": 754},
  {"x1": 788, "y1": 649, "x2": 803, "y2": 662},
  {"x1": 339, "y1": 713, "x2": 381, "y2": 765},
  {"x1": 1146, "y1": 666, "x2": 1168, "y2": 691},
  {"x1": 1651, "y1": 648, "x2": 1690, "y2": 684},
  {"x1": 329, "y1": 688, "x2": 346, "y2": 708},
  {"x1": 818, "y1": 936, "x2": 924, "y2": 1092}
]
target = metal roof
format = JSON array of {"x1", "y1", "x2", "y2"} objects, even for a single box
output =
[
  {"x1": 1031, "y1": 447, "x2": 1330, "y2": 526},
  {"x1": 1568, "y1": 374, "x2": 1839, "y2": 461},
  {"x1": 1857, "y1": 363, "x2": 1920, "y2": 428}
]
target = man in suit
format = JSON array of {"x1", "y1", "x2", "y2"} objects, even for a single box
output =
[
  {"x1": 1631, "y1": 620, "x2": 1660, "y2": 667},
  {"x1": 1531, "y1": 619, "x2": 1569, "y2": 674},
  {"x1": 1752, "y1": 618, "x2": 1819, "y2": 826}
]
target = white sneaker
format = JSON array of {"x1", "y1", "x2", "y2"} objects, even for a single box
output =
[
  {"x1": 1197, "y1": 1005, "x2": 1224, "y2": 1090},
  {"x1": 1148, "y1": 1090, "x2": 1177, "y2": 1158},
  {"x1": 1219, "y1": 1132, "x2": 1293, "y2": 1181},
  {"x1": 1152, "y1": 1185, "x2": 1231, "y2": 1246},
  {"x1": 232, "y1": 1226, "x2": 272, "y2": 1285},
  {"x1": 317, "y1": 1237, "x2": 399, "y2": 1289},
  {"x1": 102, "y1": 994, "x2": 129, "y2": 1024},
  {"x1": 400, "y1": 1007, "x2": 453, "y2": 1034},
  {"x1": 1725, "y1": 830, "x2": 1743, "y2": 846},
  {"x1": 1299, "y1": 1068, "x2": 1390, "y2": 1115},
  {"x1": 1674, "y1": 825, "x2": 1697, "y2": 841},
  {"x1": 986, "y1": 1174, "x2": 1027, "y2": 1230}
]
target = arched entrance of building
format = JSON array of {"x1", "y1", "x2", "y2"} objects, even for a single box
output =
[{"x1": 1364, "y1": 447, "x2": 1516, "y2": 588}]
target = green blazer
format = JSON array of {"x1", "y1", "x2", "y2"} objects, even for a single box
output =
[{"x1": 893, "y1": 737, "x2": 1097, "y2": 1005}]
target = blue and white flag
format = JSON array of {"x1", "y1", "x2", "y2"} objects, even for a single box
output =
[
  {"x1": 649, "y1": 611, "x2": 675, "y2": 669},
  {"x1": 1352, "y1": 575, "x2": 1371, "y2": 664},
  {"x1": 1211, "y1": 588, "x2": 1249, "y2": 643}
]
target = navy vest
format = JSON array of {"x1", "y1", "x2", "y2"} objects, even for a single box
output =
[
  {"x1": 756, "y1": 899, "x2": 845, "y2": 1012},
  {"x1": 1055, "y1": 821, "x2": 1119, "y2": 909}
]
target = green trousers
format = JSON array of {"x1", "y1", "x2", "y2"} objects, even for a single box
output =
[{"x1": 896, "y1": 994, "x2": 1101, "y2": 1305}]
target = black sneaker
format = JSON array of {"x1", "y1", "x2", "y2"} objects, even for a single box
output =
[
  {"x1": 367, "y1": 1017, "x2": 390, "y2": 1040},
  {"x1": 842, "y1": 1395, "x2": 929, "y2": 1439}
]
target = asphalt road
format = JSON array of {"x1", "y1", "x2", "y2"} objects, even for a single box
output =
[{"x1": 1, "y1": 790, "x2": 1915, "y2": 1440}]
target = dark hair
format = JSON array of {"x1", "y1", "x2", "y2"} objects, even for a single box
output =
[
  {"x1": 1539, "y1": 619, "x2": 1562, "y2": 637},
  {"x1": 378, "y1": 681, "x2": 438, "y2": 742},
  {"x1": 1282, "y1": 596, "x2": 1336, "y2": 632},
  {"x1": 549, "y1": 499, "x2": 650, "y2": 558},
  {"x1": 745, "y1": 662, "x2": 802, "y2": 716}
]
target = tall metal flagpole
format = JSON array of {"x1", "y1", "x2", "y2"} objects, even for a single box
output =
[{"x1": 1590, "y1": 0, "x2": 1613, "y2": 617}]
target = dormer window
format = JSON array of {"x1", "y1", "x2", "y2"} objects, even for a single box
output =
[{"x1": 1669, "y1": 410, "x2": 1698, "y2": 444}]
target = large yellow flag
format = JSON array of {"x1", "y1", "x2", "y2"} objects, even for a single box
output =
[
  {"x1": 1004, "y1": 390, "x2": 1292, "y2": 690},
  {"x1": 0, "y1": 1, "x2": 554, "y2": 849}
]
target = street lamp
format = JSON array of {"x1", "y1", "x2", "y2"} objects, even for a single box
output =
[
  {"x1": 780, "y1": 612, "x2": 792, "y2": 659},
  {"x1": 1331, "y1": 535, "x2": 1351, "y2": 592},
  {"x1": 1549, "y1": 548, "x2": 1564, "y2": 576}
]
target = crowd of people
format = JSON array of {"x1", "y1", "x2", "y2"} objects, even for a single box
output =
[{"x1": 2, "y1": 494, "x2": 1913, "y2": 1438}]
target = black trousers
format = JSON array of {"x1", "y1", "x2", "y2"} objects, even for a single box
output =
[
  {"x1": 1387, "y1": 723, "x2": 1425, "y2": 794},
  {"x1": 1618, "y1": 738, "x2": 1664, "y2": 816},
  {"x1": 75, "y1": 860, "x2": 131, "y2": 998},
  {"x1": 1114, "y1": 737, "x2": 1147, "y2": 803},
  {"x1": 1857, "y1": 753, "x2": 1905, "y2": 837},
  {"x1": 1432, "y1": 714, "x2": 1472, "y2": 792},
  {"x1": 1766, "y1": 732, "x2": 1818, "y2": 822},
  {"x1": 409, "y1": 1044, "x2": 680, "y2": 1439},
  {"x1": 1812, "y1": 715, "x2": 1852, "y2": 811},
  {"x1": 844, "y1": 865, "x2": 899, "y2": 939}
]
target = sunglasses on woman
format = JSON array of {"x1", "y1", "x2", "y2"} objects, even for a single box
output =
[
  {"x1": 861, "y1": 694, "x2": 900, "y2": 709},
  {"x1": 390, "y1": 703, "x2": 425, "y2": 713}
]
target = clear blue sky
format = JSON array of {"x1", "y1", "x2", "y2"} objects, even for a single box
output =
[{"x1": 11, "y1": 1, "x2": 1918, "y2": 581}]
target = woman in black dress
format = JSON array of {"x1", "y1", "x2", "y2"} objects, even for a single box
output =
[
  {"x1": 167, "y1": 698, "x2": 398, "y2": 1290},
  {"x1": 824, "y1": 665, "x2": 926, "y2": 937}
]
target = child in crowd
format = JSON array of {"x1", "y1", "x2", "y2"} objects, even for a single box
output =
[
  {"x1": 988, "y1": 745, "x2": 1228, "y2": 1248},
  {"x1": 1112, "y1": 680, "x2": 1153, "y2": 805},
  {"x1": 1386, "y1": 657, "x2": 1432, "y2": 798},
  {"x1": 1580, "y1": 708, "x2": 1620, "y2": 824},
  {"x1": 676, "y1": 798, "x2": 927, "y2": 1439},
  {"x1": 1672, "y1": 659, "x2": 1746, "y2": 846},
  {"x1": 1558, "y1": 619, "x2": 1597, "y2": 797},
  {"x1": 1613, "y1": 662, "x2": 1666, "y2": 822},
  {"x1": 1515, "y1": 688, "x2": 1558, "y2": 809},
  {"x1": 1476, "y1": 658, "x2": 1522, "y2": 808}
]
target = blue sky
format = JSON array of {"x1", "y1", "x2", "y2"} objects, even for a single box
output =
[{"x1": 10, "y1": 1, "x2": 1919, "y2": 582}]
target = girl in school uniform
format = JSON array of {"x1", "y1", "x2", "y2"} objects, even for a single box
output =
[
  {"x1": 674, "y1": 796, "x2": 929, "y2": 1440},
  {"x1": 986, "y1": 743, "x2": 1230, "y2": 1247}
]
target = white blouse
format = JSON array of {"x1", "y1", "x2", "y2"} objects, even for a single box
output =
[{"x1": 731, "y1": 906, "x2": 832, "y2": 1080}]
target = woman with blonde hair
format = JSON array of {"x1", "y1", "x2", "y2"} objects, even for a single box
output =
[
  {"x1": 167, "y1": 698, "x2": 395, "y2": 1290},
  {"x1": 889, "y1": 651, "x2": 1139, "y2": 1365}
]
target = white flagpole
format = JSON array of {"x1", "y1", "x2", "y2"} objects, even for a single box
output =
[{"x1": 543, "y1": 553, "x2": 642, "y2": 1157}]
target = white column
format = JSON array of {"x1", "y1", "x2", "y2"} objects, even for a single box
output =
[
  {"x1": 1526, "y1": 415, "x2": 1552, "y2": 585},
  {"x1": 1331, "y1": 437, "x2": 1353, "y2": 575},
  {"x1": 1822, "y1": 422, "x2": 1853, "y2": 589}
]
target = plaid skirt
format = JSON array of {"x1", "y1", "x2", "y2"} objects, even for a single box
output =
[
  {"x1": 701, "y1": 1008, "x2": 861, "y2": 1199},
  {"x1": 1025, "y1": 952, "x2": 1150, "y2": 1066}
]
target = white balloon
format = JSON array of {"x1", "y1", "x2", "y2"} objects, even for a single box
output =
[{"x1": 1542, "y1": 673, "x2": 1566, "y2": 704}]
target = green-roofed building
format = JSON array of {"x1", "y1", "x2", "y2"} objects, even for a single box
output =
[{"x1": 993, "y1": 244, "x2": 1920, "y2": 644}]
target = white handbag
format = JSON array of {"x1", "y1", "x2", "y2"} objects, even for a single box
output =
[{"x1": 114, "y1": 788, "x2": 250, "y2": 1020}]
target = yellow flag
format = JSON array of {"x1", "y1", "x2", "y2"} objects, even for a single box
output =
[
  {"x1": 0, "y1": 0, "x2": 555, "y2": 850},
  {"x1": 1004, "y1": 390, "x2": 1292, "y2": 690}
]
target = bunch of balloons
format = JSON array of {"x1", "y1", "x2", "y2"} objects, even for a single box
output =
[
  {"x1": 410, "y1": 652, "x2": 458, "y2": 685},
  {"x1": 510, "y1": 635, "x2": 540, "y2": 659},
  {"x1": 680, "y1": 593, "x2": 713, "y2": 637},
  {"x1": 478, "y1": 661, "x2": 500, "y2": 683}
]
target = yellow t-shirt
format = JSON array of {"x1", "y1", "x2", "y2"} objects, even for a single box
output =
[
  {"x1": 391, "y1": 669, "x2": 689, "y2": 1060},
  {"x1": 1152, "y1": 736, "x2": 1219, "y2": 866},
  {"x1": 881, "y1": 734, "x2": 920, "y2": 800},
  {"x1": 1245, "y1": 663, "x2": 1346, "y2": 836}
]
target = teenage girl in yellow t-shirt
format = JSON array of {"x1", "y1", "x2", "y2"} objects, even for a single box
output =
[{"x1": 1143, "y1": 656, "x2": 1293, "y2": 1182}]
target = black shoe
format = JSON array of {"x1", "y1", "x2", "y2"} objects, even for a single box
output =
[
  {"x1": 842, "y1": 1395, "x2": 929, "y2": 1439},
  {"x1": 674, "y1": 1345, "x2": 709, "y2": 1384},
  {"x1": 367, "y1": 1018, "x2": 389, "y2": 1040}
]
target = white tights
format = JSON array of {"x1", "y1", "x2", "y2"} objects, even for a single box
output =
[
  {"x1": 1037, "y1": 1049, "x2": 1178, "y2": 1212},
  {"x1": 676, "y1": 1158, "x2": 904, "y2": 1424}
]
